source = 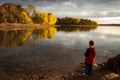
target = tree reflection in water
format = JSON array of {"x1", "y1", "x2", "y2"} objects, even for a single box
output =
[
  {"x1": 0, "y1": 30, "x2": 32, "y2": 47},
  {"x1": 0, "y1": 27, "x2": 56, "y2": 47},
  {"x1": 56, "y1": 26, "x2": 98, "y2": 32},
  {"x1": 0, "y1": 26, "x2": 97, "y2": 47},
  {"x1": 32, "y1": 27, "x2": 56, "y2": 43}
]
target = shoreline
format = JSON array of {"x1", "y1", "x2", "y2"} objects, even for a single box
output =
[
  {"x1": 0, "y1": 23, "x2": 55, "y2": 31},
  {"x1": 0, "y1": 23, "x2": 98, "y2": 30},
  {"x1": 55, "y1": 25, "x2": 98, "y2": 27},
  {"x1": 0, "y1": 53, "x2": 119, "y2": 80},
  {"x1": 99, "y1": 24, "x2": 120, "y2": 26}
]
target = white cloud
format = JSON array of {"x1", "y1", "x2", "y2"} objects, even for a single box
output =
[
  {"x1": 62, "y1": 1, "x2": 77, "y2": 8},
  {"x1": 90, "y1": 17, "x2": 120, "y2": 24},
  {"x1": 0, "y1": 0, "x2": 120, "y2": 24}
]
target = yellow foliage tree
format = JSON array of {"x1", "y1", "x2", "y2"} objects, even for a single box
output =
[
  {"x1": 32, "y1": 9, "x2": 57, "y2": 25},
  {"x1": 32, "y1": 10, "x2": 48, "y2": 24},
  {"x1": 20, "y1": 11, "x2": 33, "y2": 24},
  {"x1": 41, "y1": 12, "x2": 48, "y2": 24},
  {"x1": 48, "y1": 13, "x2": 57, "y2": 25}
]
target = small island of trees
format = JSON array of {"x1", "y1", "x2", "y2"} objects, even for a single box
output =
[
  {"x1": 56, "y1": 17, "x2": 98, "y2": 26},
  {"x1": 0, "y1": 3, "x2": 98, "y2": 28}
]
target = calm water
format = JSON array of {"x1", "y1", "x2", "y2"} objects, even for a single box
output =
[{"x1": 0, "y1": 26, "x2": 120, "y2": 74}]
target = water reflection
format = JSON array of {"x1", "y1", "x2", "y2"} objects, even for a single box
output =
[
  {"x1": 0, "y1": 26, "x2": 119, "y2": 79},
  {"x1": 56, "y1": 26, "x2": 98, "y2": 32},
  {"x1": 0, "y1": 26, "x2": 97, "y2": 47},
  {"x1": 0, "y1": 30, "x2": 32, "y2": 47},
  {"x1": 51, "y1": 26, "x2": 120, "y2": 59},
  {"x1": 0, "y1": 27, "x2": 56, "y2": 47},
  {"x1": 31, "y1": 27, "x2": 56, "y2": 44}
]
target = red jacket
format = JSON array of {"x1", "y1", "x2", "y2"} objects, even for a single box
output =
[{"x1": 84, "y1": 47, "x2": 96, "y2": 64}]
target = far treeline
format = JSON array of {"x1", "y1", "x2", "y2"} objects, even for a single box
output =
[
  {"x1": 0, "y1": 3, "x2": 98, "y2": 26},
  {"x1": 56, "y1": 17, "x2": 98, "y2": 26}
]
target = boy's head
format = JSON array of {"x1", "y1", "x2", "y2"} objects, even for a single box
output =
[{"x1": 89, "y1": 40, "x2": 94, "y2": 46}]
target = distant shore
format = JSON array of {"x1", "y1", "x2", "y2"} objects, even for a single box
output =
[
  {"x1": 0, "y1": 23, "x2": 99, "y2": 30},
  {"x1": 55, "y1": 25, "x2": 98, "y2": 27},
  {"x1": 99, "y1": 24, "x2": 120, "y2": 26},
  {"x1": 0, "y1": 23, "x2": 55, "y2": 30},
  {"x1": 2, "y1": 23, "x2": 120, "y2": 31}
]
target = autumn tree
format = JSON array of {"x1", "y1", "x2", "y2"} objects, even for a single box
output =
[
  {"x1": 56, "y1": 17, "x2": 98, "y2": 26},
  {"x1": 32, "y1": 11, "x2": 57, "y2": 25},
  {"x1": 25, "y1": 4, "x2": 35, "y2": 16},
  {"x1": 0, "y1": 3, "x2": 57, "y2": 25},
  {"x1": 0, "y1": 3, "x2": 32, "y2": 24},
  {"x1": 30, "y1": 6, "x2": 57, "y2": 25},
  {"x1": 48, "y1": 13, "x2": 57, "y2": 25},
  {"x1": 31, "y1": 10, "x2": 48, "y2": 24}
]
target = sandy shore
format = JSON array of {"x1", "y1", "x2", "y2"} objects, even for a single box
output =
[
  {"x1": 0, "y1": 61, "x2": 119, "y2": 80},
  {"x1": 62, "y1": 63, "x2": 120, "y2": 80}
]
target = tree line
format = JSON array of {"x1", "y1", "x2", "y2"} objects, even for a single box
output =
[
  {"x1": 0, "y1": 3, "x2": 57, "y2": 24},
  {"x1": 56, "y1": 17, "x2": 98, "y2": 26},
  {"x1": 0, "y1": 3, "x2": 98, "y2": 26}
]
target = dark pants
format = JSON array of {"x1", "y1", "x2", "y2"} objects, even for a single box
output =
[{"x1": 85, "y1": 62, "x2": 93, "y2": 76}]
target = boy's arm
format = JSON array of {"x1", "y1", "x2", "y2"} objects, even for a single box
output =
[
  {"x1": 84, "y1": 48, "x2": 89, "y2": 57},
  {"x1": 93, "y1": 48, "x2": 96, "y2": 64},
  {"x1": 93, "y1": 48, "x2": 96, "y2": 57}
]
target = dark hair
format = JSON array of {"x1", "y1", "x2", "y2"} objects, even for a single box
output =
[{"x1": 89, "y1": 40, "x2": 94, "y2": 46}]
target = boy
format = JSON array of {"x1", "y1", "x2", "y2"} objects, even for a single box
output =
[{"x1": 84, "y1": 40, "x2": 96, "y2": 76}]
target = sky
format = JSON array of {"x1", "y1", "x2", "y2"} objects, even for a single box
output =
[{"x1": 0, "y1": 0, "x2": 120, "y2": 24}]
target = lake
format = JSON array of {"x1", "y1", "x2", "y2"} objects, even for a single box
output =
[{"x1": 0, "y1": 26, "x2": 120, "y2": 79}]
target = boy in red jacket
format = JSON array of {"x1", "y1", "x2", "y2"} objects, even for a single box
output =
[{"x1": 84, "y1": 40, "x2": 96, "y2": 76}]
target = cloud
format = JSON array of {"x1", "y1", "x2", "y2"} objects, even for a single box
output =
[{"x1": 0, "y1": 0, "x2": 120, "y2": 23}]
